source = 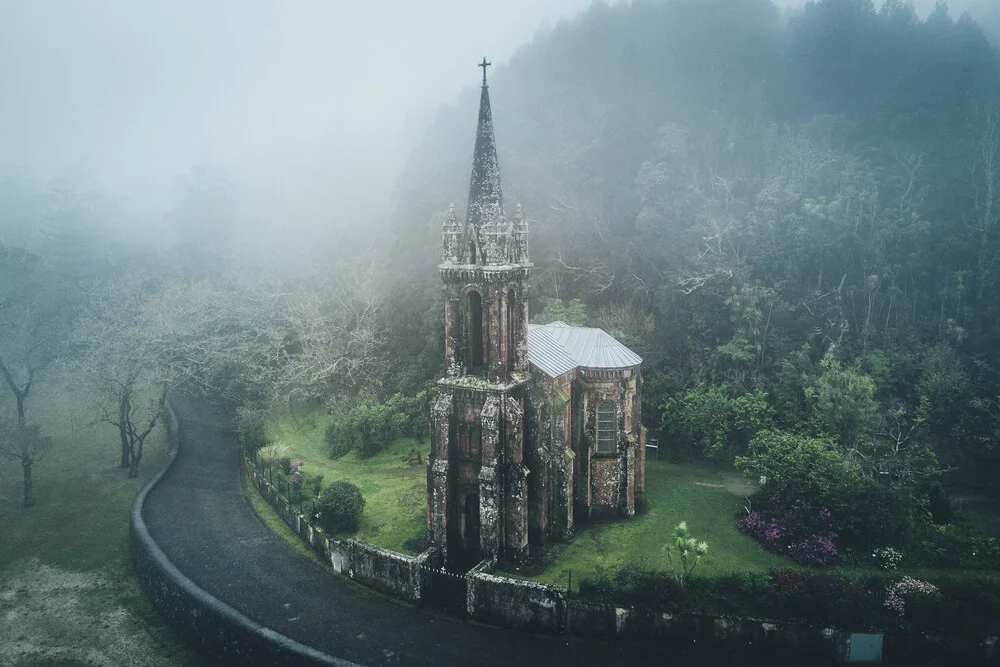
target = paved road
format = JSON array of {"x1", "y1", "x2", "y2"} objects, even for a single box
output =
[{"x1": 142, "y1": 396, "x2": 833, "y2": 667}]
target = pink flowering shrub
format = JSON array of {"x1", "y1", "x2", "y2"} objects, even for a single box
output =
[
  {"x1": 289, "y1": 460, "x2": 305, "y2": 486},
  {"x1": 884, "y1": 577, "x2": 939, "y2": 615},
  {"x1": 788, "y1": 534, "x2": 838, "y2": 565},
  {"x1": 738, "y1": 511, "x2": 784, "y2": 551},
  {"x1": 739, "y1": 507, "x2": 838, "y2": 566}
]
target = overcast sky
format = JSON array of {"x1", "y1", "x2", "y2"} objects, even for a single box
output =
[
  {"x1": 0, "y1": 0, "x2": 595, "y2": 220},
  {"x1": 0, "y1": 0, "x2": 989, "y2": 227}
]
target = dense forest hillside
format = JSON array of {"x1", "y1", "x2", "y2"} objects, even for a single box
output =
[{"x1": 386, "y1": 0, "x2": 1000, "y2": 507}]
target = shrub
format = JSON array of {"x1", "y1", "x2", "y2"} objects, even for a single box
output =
[
  {"x1": 234, "y1": 406, "x2": 269, "y2": 456},
  {"x1": 788, "y1": 534, "x2": 838, "y2": 566},
  {"x1": 884, "y1": 577, "x2": 939, "y2": 616},
  {"x1": 873, "y1": 546, "x2": 903, "y2": 571},
  {"x1": 324, "y1": 422, "x2": 353, "y2": 459},
  {"x1": 314, "y1": 480, "x2": 366, "y2": 534},
  {"x1": 257, "y1": 442, "x2": 289, "y2": 467},
  {"x1": 326, "y1": 403, "x2": 407, "y2": 458}
]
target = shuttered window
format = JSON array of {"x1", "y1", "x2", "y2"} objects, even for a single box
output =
[{"x1": 596, "y1": 401, "x2": 617, "y2": 454}]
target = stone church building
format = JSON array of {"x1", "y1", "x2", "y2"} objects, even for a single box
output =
[{"x1": 427, "y1": 66, "x2": 646, "y2": 568}]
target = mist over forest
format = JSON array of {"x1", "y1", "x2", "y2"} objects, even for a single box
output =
[{"x1": 4, "y1": 0, "x2": 1000, "y2": 662}]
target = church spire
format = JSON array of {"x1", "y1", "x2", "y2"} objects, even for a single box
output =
[{"x1": 463, "y1": 58, "x2": 504, "y2": 264}]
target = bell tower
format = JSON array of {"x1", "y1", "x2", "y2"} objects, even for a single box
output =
[{"x1": 428, "y1": 60, "x2": 532, "y2": 568}]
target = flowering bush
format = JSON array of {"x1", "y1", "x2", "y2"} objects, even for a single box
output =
[
  {"x1": 289, "y1": 460, "x2": 305, "y2": 486},
  {"x1": 739, "y1": 507, "x2": 838, "y2": 566},
  {"x1": 788, "y1": 534, "x2": 839, "y2": 565},
  {"x1": 737, "y1": 511, "x2": 784, "y2": 551},
  {"x1": 884, "y1": 577, "x2": 939, "y2": 615},
  {"x1": 873, "y1": 546, "x2": 903, "y2": 571}
]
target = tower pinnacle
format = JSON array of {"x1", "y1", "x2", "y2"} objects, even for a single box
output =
[{"x1": 479, "y1": 57, "x2": 491, "y2": 86}]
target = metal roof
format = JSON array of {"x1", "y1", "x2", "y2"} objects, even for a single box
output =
[{"x1": 526, "y1": 321, "x2": 643, "y2": 378}]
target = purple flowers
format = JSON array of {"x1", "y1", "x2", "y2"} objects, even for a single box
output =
[
  {"x1": 788, "y1": 534, "x2": 838, "y2": 566},
  {"x1": 738, "y1": 511, "x2": 784, "y2": 550},
  {"x1": 738, "y1": 507, "x2": 838, "y2": 566},
  {"x1": 290, "y1": 460, "x2": 305, "y2": 486}
]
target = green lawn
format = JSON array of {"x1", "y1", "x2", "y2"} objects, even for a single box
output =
[
  {"x1": 265, "y1": 405, "x2": 427, "y2": 553},
  {"x1": 508, "y1": 460, "x2": 792, "y2": 586},
  {"x1": 0, "y1": 381, "x2": 207, "y2": 665}
]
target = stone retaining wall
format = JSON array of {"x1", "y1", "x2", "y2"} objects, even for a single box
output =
[{"x1": 245, "y1": 461, "x2": 438, "y2": 605}]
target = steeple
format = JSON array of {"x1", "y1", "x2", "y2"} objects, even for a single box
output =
[{"x1": 462, "y1": 61, "x2": 505, "y2": 265}]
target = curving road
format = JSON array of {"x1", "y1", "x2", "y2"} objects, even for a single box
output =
[{"x1": 142, "y1": 396, "x2": 830, "y2": 667}]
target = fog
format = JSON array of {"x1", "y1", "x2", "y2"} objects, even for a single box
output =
[{"x1": 0, "y1": 0, "x2": 595, "y2": 248}]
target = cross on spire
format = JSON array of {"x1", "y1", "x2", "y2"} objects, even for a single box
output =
[{"x1": 479, "y1": 57, "x2": 491, "y2": 86}]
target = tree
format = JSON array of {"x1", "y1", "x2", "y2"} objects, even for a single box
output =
[
  {"x1": 663, "y1": 521, "x2": 708, "y2": 586},
  {"x1": 71, "y1": 276, "x2": 171, "y2": 476},
  {"x1": 531, "y1": 298, "x2": 588, "y2": 326},
  {"x1": 0, "y1": 245, "x2": 66, "y2": 506},
  {"x1": 805, "y1": 346, "x2": 879, "y2": 449}
]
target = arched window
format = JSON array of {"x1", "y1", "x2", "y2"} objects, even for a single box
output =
[
  {"x1": 469, "y1": 241, "x2": 477, "y2": 265},
  {"x1": 468, "y1": 291, "x2": 483, "y2": 372},
  {"x1": 506, "y1": 288, "x2": 516, "y2": 372},
  {"x1": 596, "y1": 400, "x2": 617, "y2": 454}
]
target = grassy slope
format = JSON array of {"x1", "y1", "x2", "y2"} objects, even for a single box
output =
[
  {"x1": 510, "y1": 460, "x2": 790, "y2": 586},
  {"x1": 266, "y1": 405, "x2": 427, "y2": 553},
  {"x1": 0, "y1": 381, "x2": 207, "y2": 665}
]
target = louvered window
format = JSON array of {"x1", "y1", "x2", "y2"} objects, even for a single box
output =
[{"x1": 596, "y1": 401, "x2": 617, "y2": 454}]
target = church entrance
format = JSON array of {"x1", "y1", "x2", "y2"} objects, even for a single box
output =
[{"x1": 447, "y1": 490, "x2": 482, "y2": 571}]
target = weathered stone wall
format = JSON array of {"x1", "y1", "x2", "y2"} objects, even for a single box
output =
[
  {"x1": 130, "y1": 400, "x2": 347, "y2": 666},
  {"x1": 245, "y1": 460, "x2": 436, "y2": 604},
  {"x1": 467, "y1": 566, "x2": 566, "y2": 633},
  {"x1": 462, "y1": 566, "x2": 1000, "y2": 662}
]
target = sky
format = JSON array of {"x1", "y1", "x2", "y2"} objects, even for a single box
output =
[
  {"x1": 0, "y1": 0, "x2": 990, "y2": 233},
  {"x1": 0, "y1": 0, "x2": 596, "y2": 227}
]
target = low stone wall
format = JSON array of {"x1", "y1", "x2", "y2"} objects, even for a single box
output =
[
  {"x1": 245, "y1": 460, "x2": 436, "y2": 605},
  {"x1": 129, "y1": 400, "x2": 349, "y2": 667},
  {"x1": 468, "y1": 564, "x2": 565, "y2": 633},
  {"x1": 465, "y1": 563, "x2": 999, "y2": 662}
]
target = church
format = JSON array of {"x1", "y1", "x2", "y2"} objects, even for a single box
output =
[{"x1": 427, "y1": 62, "x2": 646, "y2": 568}]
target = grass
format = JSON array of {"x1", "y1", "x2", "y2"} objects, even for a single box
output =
[
  {"x1": 507, "y1": 460, "x2": 791, "y2": 586},
  {"x1": 265, "y1": 404, "x2": 427, "y2": 553},
  {"x1": 244, "y1": 475, "x2": 325, "y2": 565},
  {"x1": 0, "y1": 379, "x2": 207, "y2": 665}
]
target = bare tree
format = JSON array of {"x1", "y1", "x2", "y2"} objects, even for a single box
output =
[
  {"x1": 71, "y1": 276, "x2": 171, "y2": 476},
  {"x1": 0, "y1": 246, "x2": 64, "y2": 506}
]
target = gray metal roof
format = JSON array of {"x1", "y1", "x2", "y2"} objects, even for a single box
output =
[{"x1": 526, "y1": 321, "x2": 643, "y2": 378}]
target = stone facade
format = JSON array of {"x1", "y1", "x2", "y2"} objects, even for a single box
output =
[{"x1": 427, "y1": 75, "x2": 644, "y2": 569}]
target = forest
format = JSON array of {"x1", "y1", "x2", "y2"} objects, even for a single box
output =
[{"x1": 3, "y1": 1, "x2": 1000, "y2": 650}]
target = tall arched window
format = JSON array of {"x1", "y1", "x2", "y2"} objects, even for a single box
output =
[
  {"x1": 596, "y1": 400, "x2": 617, "y2": 454},
  {"x1": 506, "y1": 288, "x2": 516, "y2": 372},
  {"x1": 468, "y1": 291, "x2": 484, "y2": 372}
]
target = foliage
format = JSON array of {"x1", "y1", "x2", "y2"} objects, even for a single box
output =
[
  {"x1": 787, "y1": 534, "x2": 838, "y2": 566},
  {"x1": 256, "y1": 442, "x2": 289, "y2": 467},
  {"x1": 531, "y1": 298, "x2": 588, "y2": 327},
  {"x1": 234, "y1": 406, "x2": 270, "y2": 457},
  {"x1": 884, "y1": 577, "x2": 940, "y2": 616},
  {"x1": 660, "y1": 385, "x2": 772, "y2": 462},
  {"x1": 314, "y1": 480, "x2": 366, "y2": 534},
  {"x1": 663, "y1": 521, "x2": 708, "y2": 584},
  {"x1": 805, "y1": 346, "x2": 879, "y2": 449},
  {"x1": 873, "y1": 546, "x2": 903, "y2": 571},
  {"x1": 266, "y1": 404, "x2": 426, "y2": 552},
  {"x1": 737, "y1": 430, "x2": 861, "y2": 539},
  {"x1": 325, "y1": 401, "x2": 408, "y2": 458},
  {"x1": 575, "y1": 563, "x2": 1000, "y2": 637}
]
